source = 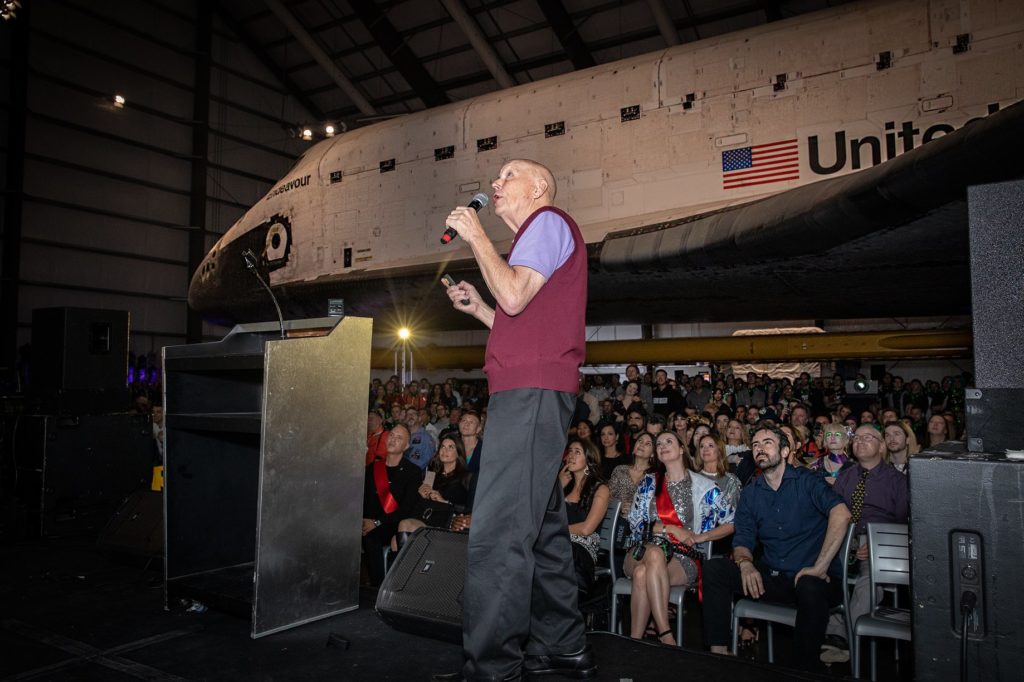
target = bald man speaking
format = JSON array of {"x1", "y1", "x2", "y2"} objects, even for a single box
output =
[{"x1": 436, "y1": 160, "x2": 594, "y2": 681}]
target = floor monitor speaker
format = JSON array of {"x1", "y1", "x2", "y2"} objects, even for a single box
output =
[
  {"x1": 375, "y1": 527, "x2": 466, "y2": 643},
  {"x1": 910, "y1": 443, "x2": 1024, "y2": 682}
]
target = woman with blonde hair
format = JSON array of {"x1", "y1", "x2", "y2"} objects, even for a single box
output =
[
  {"x1": 883, "y1": 420, "x2": 920, "y2": 475},
  {"x1": 808, "y1": 421, "x2": 854, "y2": 484}
]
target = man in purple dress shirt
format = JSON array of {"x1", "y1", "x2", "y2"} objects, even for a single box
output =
[{"x1": 821, "y1": 424, "x2": 909, "y2": 664}]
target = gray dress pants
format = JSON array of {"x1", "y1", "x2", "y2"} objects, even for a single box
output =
[{"x1": 461, "y1": 388, "x2": 586, "y2": 681}]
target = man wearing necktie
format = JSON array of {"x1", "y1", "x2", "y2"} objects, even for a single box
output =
[{"x1": 821, "y1": 424, "x2": 909, "y2": 664}]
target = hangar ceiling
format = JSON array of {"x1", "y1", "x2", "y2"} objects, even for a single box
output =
[{"x1": 214, "y1": 0, "x2": 855, "y2": 131}]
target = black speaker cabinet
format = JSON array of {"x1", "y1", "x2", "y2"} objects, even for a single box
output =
[
  {"x1": 97, "y1": 489, "x2": 163, "y2": 556},
  {"x1": 375, "y1": 527, "x2": 467, "y2": 643},
  {"x1": 31, "y1": 307, "x2": 129, "y2": 413},
  {"x1": 968, "y1": 180, "x2": 1024, "y2": 390},
  {"x1": 910, "y1": 443, "x2": 1024, "y2": 682}
]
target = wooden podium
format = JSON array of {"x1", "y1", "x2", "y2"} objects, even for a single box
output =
[{"x1": 162, "y1": 316, "x2": 371, "y2": 638}]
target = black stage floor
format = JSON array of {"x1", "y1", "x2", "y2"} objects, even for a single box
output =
[{"x1": 1, "y1": 536, "x2": 907, "y2": 681}]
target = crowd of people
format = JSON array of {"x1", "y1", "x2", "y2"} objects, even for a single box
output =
[{"x1": 363, "y1": 365, "x2": 966, "y2": 672}]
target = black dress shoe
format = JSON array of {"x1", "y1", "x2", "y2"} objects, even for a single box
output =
[
  {"x1": 523, "y1": 645, "x2": 597, "y2": 678},
  {"x1": 432, "y1": 672, "x2": 521, "y2": 681}
]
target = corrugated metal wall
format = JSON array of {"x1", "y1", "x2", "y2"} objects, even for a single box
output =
[{"x1": 0, "y1": 0, "x2": 312, "y2": 365}]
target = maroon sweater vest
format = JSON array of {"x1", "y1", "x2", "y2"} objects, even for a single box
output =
[{"x1": 484, "y1": 206, "x2": 587, "y2": 394}]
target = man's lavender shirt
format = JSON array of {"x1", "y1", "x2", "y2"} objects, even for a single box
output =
[
  {"x1": 834, "y1": 461, "x2": 909, "y2": 534},
  {"x1": 507, "y1": 210, "x2": 573, "y2": 279}
]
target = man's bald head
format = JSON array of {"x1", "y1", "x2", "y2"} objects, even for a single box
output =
[{"x1": 507, "y1": 159, "x2": 557, "y2": 202}]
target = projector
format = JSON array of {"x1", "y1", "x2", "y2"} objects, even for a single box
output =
[{"x1": 845, "y1": 379, "x2": 878, "y2": 394}]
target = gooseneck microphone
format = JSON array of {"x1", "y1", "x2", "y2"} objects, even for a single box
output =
[
  {"x1": 440, "y1": 193, "x2": 489, "y2": 244},
  {"x1": 242, "y1": 248, "x2": 286, "y2": 340}
]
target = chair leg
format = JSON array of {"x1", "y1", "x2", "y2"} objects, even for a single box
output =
[
  {"x1": 852, "y1": 634, "x2": 861, "y2": 679},
  {"x1": 870, "y1": 639, "x2": 877, "y2": 682},
  {"x1": 611, "y1": 594, "x2": 620, "y2": 635},
  {"x1": 675, "y1": 601, "x2": 684, "y2": 647},
  {"x1": 730, "y1": 612, "x2": 739, "y2": 654},
  {"x1": 767, "y1": 623, "x2": 774, "y2": 664}
]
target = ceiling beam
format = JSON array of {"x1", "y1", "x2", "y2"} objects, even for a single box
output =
[
  {"x1": 264, "y1": 0, "x2": 377, "y2": 116},
  {"x1": 319, "y1": 4, "x2": 758, "y2": 112},
  {"x1": 346, "y1": 0, "x2": 450, "y2": 109},
  {"x1": 645, "y1": 0, "x2": 680, "y2": 46},
  {"x1": 439, "y1": 0, "x2": 515, "y2": 89},
  {"x1": 213, "y1": 0, "x2": 325, "y2": 121},
  {"x1": 535, "y1": 0, "x2": 596, "y2": 70}
]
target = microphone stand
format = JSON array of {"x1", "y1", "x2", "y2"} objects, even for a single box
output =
[{"x1": 242, "y1": 249, "x2": 286, "y2": 340}]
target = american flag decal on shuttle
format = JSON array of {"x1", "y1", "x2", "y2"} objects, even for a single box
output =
[{"x1": 722, "y1": 139, "x2": 800, "y2": 189}]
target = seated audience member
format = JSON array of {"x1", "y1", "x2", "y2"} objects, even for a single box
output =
[
  {"x1": 925, "y1": 413, "x2": 952, "y2": 448},
  {"x1": 713, "y1": 411, "x2": 730, "y2": 438},
  {"x1": 403, "y1": 408, "x2": 436, "y2": 470},
  {"x1": 366, "y1": 410, "x2": 390, "y2": 465},
  {"x1": 780, "y1": 424, "x2": 806, "y2": 468},
  {"x1": 694, "y1": 434, "x2": 742, "y2": 512},
  {"x1": 883, "y1": 420, "x2": 919, "y2": 475},
  {"x1": 879, "y1": 408, "x2": 898, "y2": 425},
  {"x1": 688, "y1": 422, "x2": 712, "y2": 471},
  {"x1": 598, "y1": 423, "x2": 628, "y2": 481},
  {"x1": 362, "y1": 425, "x2": 422, "y2": 586},
  {"x1": 809, "y1": 422, "x2": 854, "y2": 484},
  {"x1": 614, "y1": 380, "x2": 647, "y2": 418},
  {"x1": 703, "y1": 389, "x2": 731, "y2": 418},
  {"x1": 821, "y1": 424, "x2": 909, "y2": 664},
  {"x1": 703, "y1": 426, "x2": 851, "y2": 672},
  {"x1": 859, "y1": 410, "x2": 875, "y2": 425},
  {"x1": 789, "y1": 403, "x2": 811, "y2": 432},
  {"x1": 646, "y1": 412, "x2": 667, "y2": 436},
  {"x1": 395, "y1": 435, "x2": 472, "y2": 549},
  {"x1": 907, "y1": 405, "x2": 927, "y2": 444},
  {"x1": 724, "y1": 418, "x2": 756, "y2": 485},
  {"x1": 625, "y1": 432, "x2": 736, "y2": 646},
  {"x1": 608, "y1": 432, "x2": 654, "y2": 518},
  {"x1": 669, "y1": 411, "x2": 688, "y2": 443},
  {"x1": 745, "y1": 406, "x2": 761, "y2": 430},
  {"x1": 574, "y1": 418, "x2": 595, "y2": 448},
  {"x1": 617, "y1": 364, "x2": 654, "y2": 413},
  {"x1": 559, "y1": 438, "x2": 611, "y2": 598},
  {"x1": 621, "y1": 408, "x2": 647, "y2": 456}
]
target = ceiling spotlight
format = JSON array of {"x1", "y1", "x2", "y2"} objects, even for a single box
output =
[
  {"x1": 113, "y1": 94, "x2": 125, "y2": 108},
  {"x1": 2, "y1": 0, "x2": 21, "y2": 21},
  {"x1": 301, "y1": 128, "x2": 313, "y2": 141},
  {"x1": 325, "y1": 125, "x2": 335, "y2": 137}
]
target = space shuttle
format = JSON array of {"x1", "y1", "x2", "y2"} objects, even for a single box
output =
[{"x1": 189, "y1": 0, "x2": 1024, "y2": 331}]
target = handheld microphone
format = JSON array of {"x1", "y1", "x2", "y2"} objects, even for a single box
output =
[
  {"x1": 440, "y1": 193, "x2": 489, "y2": 244},
  {"x1": 241, "y1": 248, "x2": 286, "y2": 340}
]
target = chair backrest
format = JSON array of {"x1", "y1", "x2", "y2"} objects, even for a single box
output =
[
  {"x1": 838, "y1": 522, "x2": 857, "y2": 644},
  {"x1": 598, "y1": 500, "x2": 622, "y2": 579},
  {"x1": 597, "y1": 499, "x2": 622, "y2": 552},
  {"x1": 867, "y1": 522, "x2": 911, "y2": 596}
]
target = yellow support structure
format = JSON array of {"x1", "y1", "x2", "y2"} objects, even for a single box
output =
[{"x1": 371, "y1": 329, "x2": 972, "y2": 369}]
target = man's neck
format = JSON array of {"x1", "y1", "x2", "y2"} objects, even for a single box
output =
[
  {"x1": 463, "y1": 435, "x2": 479, "y2": 451},
  {"x1": 385, "y1": 452, "x2": 404, "y2": 466},
  {"x1": 763, "y1": 461, "x2": 787, "y2": 490},
  {"x1": 859, "y1": 456, "x2": 882, "y2": 471},
  {"x1": 889, "y1": 448, "x2": 908, "y2": 465}
]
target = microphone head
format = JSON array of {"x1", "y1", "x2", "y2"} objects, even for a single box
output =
[
  {"x1": 242, "y1": 249, "x2": 258, "y2": 270},
  {"x1": 468, "y1": 193, "x2": 490, "y2": 211}
]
